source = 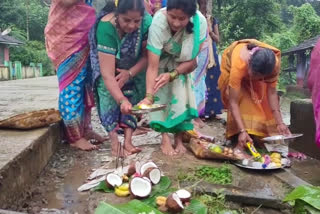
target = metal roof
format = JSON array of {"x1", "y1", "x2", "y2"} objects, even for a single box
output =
[
  {"x1": 282, "y1": 35, "x2": 320, "y2": 56},
  {"x1": 0, "y1": 35, "x2": 24, "y2": 46}
]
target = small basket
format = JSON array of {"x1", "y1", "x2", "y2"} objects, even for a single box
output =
[
  {"x1": 0, "y1": 109, "x2": 61, "y2": 130},
  {"x1": 189, "y1": 138, "x2": 240, "y2": 161}
]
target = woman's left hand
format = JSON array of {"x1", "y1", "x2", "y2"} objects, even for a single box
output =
[
  {"x1": 277, "y1": 123, "x2": 291, "y2": 136},
  {"x1": 154, "y1": 73, "x2": 171, "y2": 94},
  {"x1": 116, "y1": 68, "x2": 131, "y2": 89}
]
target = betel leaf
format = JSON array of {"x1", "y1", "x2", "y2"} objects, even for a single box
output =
[
  {"x1": 95, "y1": 202, "x2": 125, "y2": 214},
  {"x1": 284, "y1": 185, "x2": 320, "y2": 210},
  {"x1": 93, "y1": 181, "x2": 114, "y2": 193},
  {"x1": 183, "y1": 199, "x2": 208, "y2": 214}
]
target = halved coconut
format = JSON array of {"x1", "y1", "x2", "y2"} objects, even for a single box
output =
[
  {"x1": 129, "y1": 177, "x2": 152, "y2": 198},
  {"x1": 166, "y1": 193, "x2": 184, "y2": 213},
  {"x1": 143, "y1": 167, "x2": 161, "y2": 185},
  {"x1": 106, "y1": 173, "x2": 122, "y2": 189},
  {"x1": 175, "y1": 189, "x2": 191, "y2": 203},
  {"x1": 140, "y1": 161, "x2": 158, "y2": 175},
  {"x1": 127, "y1": 162, "x2": 137, "y2": 177}
]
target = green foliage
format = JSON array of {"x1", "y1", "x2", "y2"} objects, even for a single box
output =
[
  {"x1": 289, "y1": 3, "x2": 320, "y2": 43},
  {"x1": 0, "y1": 0, "x2": 49, "y2": 41},
  {"x1": 178, "y1": 165, "x2": 232, "y2": 185},
  {"x1": 216, "y1": 0, "x2": 283, "y2": 49},
  {"x1": 196, "y1": 193, "x2": 244, "y2": 214},
  {"x1": 283, "y1": 185, "x2": 320, "y2": 214},
  {"x1": 9, "y1": 40, "x2": 53, "y2": 76}
]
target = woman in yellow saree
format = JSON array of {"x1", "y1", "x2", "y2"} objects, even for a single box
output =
[{"x1": 218, "y1": 39, "x2": 291, "y2": 152}]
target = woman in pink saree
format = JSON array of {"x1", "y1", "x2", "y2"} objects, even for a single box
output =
[
  {"x1": 45, "y1": 0, "x2": 106, "y2": 150},
  {"x1": 308, "y1": 39, "x2": 320, "y2": 148}
]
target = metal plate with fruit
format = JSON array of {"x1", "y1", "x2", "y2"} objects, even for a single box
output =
[
  {"x1": 233, "y1": 152, "x2": 291, "y2": 170},
  {"x1": 131, "y1": 104, "x2": 167, "y2": 115}
]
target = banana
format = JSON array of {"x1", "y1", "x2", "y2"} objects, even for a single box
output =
[
  {"x1": 156, "y1": 196, "x2": 167, "y2": 206},
  {"x1": 117, "y1": 183, "x2": 129, "y2": 191},
  {"x1": 115, "y1": 187, "x2": 130, "y2": 197}
]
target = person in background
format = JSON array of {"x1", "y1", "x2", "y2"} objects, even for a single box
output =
[
  {"x1": 191, "y1": 0, "x2": 216, "y2": 128},
  {"x1": 139, "y1": 0, "x2": 207, "y2": 156},
  {"x1": 218, "y1": 39, "x2": 291, "y2": 155},
  {"x1": 45, "y1": 0, "x2": 107, "y2": 151},
  {"x1": 201, "y1": 0, "x2": 223, "y2": 121},
  {"x1": 89, "y1": 0, "x2": 152, "y2": 157},
  {"x1": 11, "y1": 63, "x2": 16, "y2": 80},
  {"x1": 308, "y1": 39, "x2": 320, "y2": 148}
]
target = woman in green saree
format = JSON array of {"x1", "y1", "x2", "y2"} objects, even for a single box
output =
[{"x1": 140, "y1": 0, "x2": 207, "y2": 155}]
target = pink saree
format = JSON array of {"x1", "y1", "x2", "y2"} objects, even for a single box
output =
[
  {"x1": 45, "y1": 0, "x2": 96, "y2": 91},
  {"x1": 308, "y1": 39, "x2": 320, "y2": 148},
  {"x1": 44, "y1": 0, "x2": 96, "y2": 143}
]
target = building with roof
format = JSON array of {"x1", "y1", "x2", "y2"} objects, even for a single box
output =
[
  {"x1": 0, "y1": 35, "x2": 24, "y2": 65},
  {"x1": 282, "y1": 35, "x2": 320, "y2": 88}
]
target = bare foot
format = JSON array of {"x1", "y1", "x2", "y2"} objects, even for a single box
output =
[
  {"x1": 174, "y1": 133, "x2": 187, "y2": 154},
  {"x1": 124, "y1": 143, "x2": 142, "y2": 154},
  {"x1": 193, "y1": 118, "x2": 206, "y2": 128},
  {"x1": 160, "y1": 133, "x2": 178, "y2": 156},
  {"x1": 70, "y1": 138, "x2": 97, "y2": 151},
  {"x1": 109, "y1": 131, "x2": 131, "y2": 157},
  {"x1": 85, "y1": 130, "x2": 108, "y2": 144}
]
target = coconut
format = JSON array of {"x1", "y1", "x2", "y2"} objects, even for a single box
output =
[
  {"x1": 175, "y1": 189, "x2": 191, "y2": 203},
  {"x1": 166, "y1": 193, "x2": 184, "y2": 213},
  {"x1": 142, "y1": 167, "x2": 161, "y2": 185},
  {"x1": 140, "y1": 161, "x2": 158, "y2": 175},
  {"x1": 106, "y1": 173, "x2": 123, "y2": 189},
  {"x1": 127, "y1": 161, "x2": 142, "y2": 177},
  {"x1": 129, "y1": 177, "x2": 152, "y2": 198}
]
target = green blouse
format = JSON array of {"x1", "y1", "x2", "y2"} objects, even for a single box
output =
[{"x1": 96, "y1": 13, "x2": 152, "y2": 56}]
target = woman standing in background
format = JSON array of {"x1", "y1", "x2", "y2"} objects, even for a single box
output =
[{"x1": 45, "y1": 0, "x2": 106, "y2": 151}]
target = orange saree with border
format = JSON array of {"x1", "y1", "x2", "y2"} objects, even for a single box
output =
[{"x1": 218, "y1": 39, "x2": 281, "y2": 138}]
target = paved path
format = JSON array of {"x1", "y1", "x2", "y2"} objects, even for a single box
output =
[{"x1": 0, "y1": 77, "x2": 59, "y2": 121}]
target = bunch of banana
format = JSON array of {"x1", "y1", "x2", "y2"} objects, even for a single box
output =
[
  {"x1": 115, "y1": 183, "x2": 130, "y2": 197},
  {"x1": 270, "y1": 153, "x2": 282, "y2": 167}
]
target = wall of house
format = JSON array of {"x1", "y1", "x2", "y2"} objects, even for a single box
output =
[
  {"x1": 0, "y1": 45, "x2": 5, "y2": 65},
  {"x1": 4, "y1": 46, "x2": 9, "y2": 62},
  {"x1": 0, "y1": 66, "x2": 10, "y2": 80}
]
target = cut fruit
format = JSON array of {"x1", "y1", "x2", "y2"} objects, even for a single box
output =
[
  {"x1": 166, "y1": 193, "x2": 184, "y2": 213},
  {"x1": 105, "y1": 173, "x2": 123, "y2": 188},
  {"x1": 127, "y1": 161, "x2": 142, "y2": 176},
  {"x1": 129, "y1": 177, "x2": 152, "y2": 198},
  {"x1": 175, "y1": 189, "x2": 191, "y2": 203},
  {"x1": 140, "y1": 161, "x2": 158, "y2": 175},
  {"x1": 142, "y1": 167, "x2": 161, "y2": 185}
]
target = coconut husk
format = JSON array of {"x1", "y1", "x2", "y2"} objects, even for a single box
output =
[
  {"x1": 0, "y1": 109, "x2": 61, "y2": 130},
  {"x1": 189, "y1": 138, "x2": 240, "y2": 161}
]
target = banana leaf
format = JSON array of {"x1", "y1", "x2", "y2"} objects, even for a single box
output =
[
  {"x1": 284, "y1": 185, "x2": 320, "y2": 210},
  {"x1": 95, "y1": 200, "x2": 163, "y2": 214},
  {"x1": 183, "y1": 199, "x2": 208, "y2": 214},
  {"x1": 93, "y1": 181, "x2": 114, "y2": 193}
]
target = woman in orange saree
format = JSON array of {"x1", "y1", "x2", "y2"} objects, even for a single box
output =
[{"x1": 218, "y1": 39, "x2": 291, "y2": 152}]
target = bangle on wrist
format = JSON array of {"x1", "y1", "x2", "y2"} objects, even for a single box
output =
[
  {"x1": 145, "y1": 93, "x2": 154, "y2": 103},
  {"x1": 169, "y1": 70, "x2": 179, "y2": 82},
  {"x1": 119, "y1": 98, "x2": 127, "y2": 106},
  {"x1": 239, "y1": 129, "x2": 247, "y2": 134},
  {"x1": 127, "y1": 70, "x2": 133, "y2": 79}
]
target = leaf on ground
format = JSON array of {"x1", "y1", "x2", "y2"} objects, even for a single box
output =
[
  {"x1": 93, "y1": 181, "x2": 114, "y2": 193},
  {"x1": 284, "y1": 185, "x2": 320, "y2": 210}
]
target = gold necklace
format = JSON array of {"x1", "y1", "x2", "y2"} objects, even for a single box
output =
[{"x1": 249, "y1": 77, "x2": 264, "y2": 104}]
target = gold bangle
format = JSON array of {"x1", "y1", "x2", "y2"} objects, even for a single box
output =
[
  {"x1": 127, "y1": 70, "x2": 133, "y2": 79},
  {"x1": 169, "y1": 70, "x2": 178, "y2": 82},
  {"x1": 119, "y1": 98, "x2": 127, "y2": 106},
  {"x1": 145, "y1": 93, "x2": 154, "y2": 102}
]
